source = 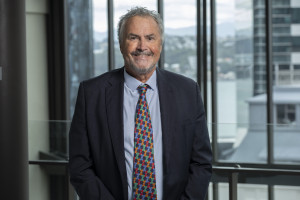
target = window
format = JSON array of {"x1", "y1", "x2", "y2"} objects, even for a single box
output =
[
  {"x1": 292, "y1": 36, "x2": 300, "y2": 51},
  {"x1": 273, "y1": 16, "x2": 291, "y2": 24},
  {"x1": 93, "y1": 0, "x2": 108, "y2": 76},
  {"x1": 273, "y1": 36, "x2": 291, "y2": 43},
  {"x1": 294, "y1": 65, "x2": 300, "y2": 83},
  {"x1": 273, "y1": 26, "x2": 290, "y2": 35},
  {"x1": 277, "y1": 104, "x2": 296, "y2": 125},
  {"x1": 273, "y1": 46, "x2": 291, "y2": 53},
  {"x1": 37, "y1": 0, "x2": 300, "y2": 199},
  {"x1": 295, "y1": 65, "x2": 300, "y2": 70},
  {"x1": 216, "y1": 0, "x2": 260, "y2": 162},
  {"x1": 164, "y1": 0, "x2": 197, "y2": 81},
  {"x1": 292, "y1": 8, "x2": 300, "y2": 23},
  {"x1": 254, "y1": 8, "x2": 265, "y2": 16},
  {"x1": 273, "y1": 8, "x2": 290, "y2": 15},
  {"x1": 273, "y1": 0, "x2": 290, "y2": 7}
]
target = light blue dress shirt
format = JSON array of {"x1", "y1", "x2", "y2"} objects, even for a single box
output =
[{"x1": 123, "y1": 69, "x2": 163, "y2": 200}]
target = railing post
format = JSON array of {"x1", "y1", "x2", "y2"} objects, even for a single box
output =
[
  {"x1": 229, "y1": 172, "x2": 238, "y2": 200},
  {"x1": 213, "y1": 183, "x2": 219, "y2": 200},
  {"x1": 268, "y1": 185, "x2": 274, "y2": 200}
]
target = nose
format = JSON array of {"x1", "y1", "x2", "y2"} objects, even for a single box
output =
[{"x1": 137, "y1": 38, "x2": 147, "y2": 51}]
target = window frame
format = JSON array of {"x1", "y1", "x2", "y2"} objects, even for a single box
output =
[
  {"x1": 54, "y1": 0, "x2": 300, "y2": 169},
  {"x1": 43, "y1": 0, "x2": 300, "y2": 199}
]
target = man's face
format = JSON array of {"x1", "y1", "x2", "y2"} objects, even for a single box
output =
[{"x1": 120, "y1": 16, "x2": 162, "y2": 76}]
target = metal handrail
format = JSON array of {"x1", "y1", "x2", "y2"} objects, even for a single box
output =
[
  {"x1": 29, "y1": 160, "x2": 68, "y2": 165},
  {"x1": 29, "y1": 160, "x2": 300, "y2": 200}
]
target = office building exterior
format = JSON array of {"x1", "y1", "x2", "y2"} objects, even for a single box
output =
[{"x1": 253, "y1": 0, "x2": 300, "y2": 95}]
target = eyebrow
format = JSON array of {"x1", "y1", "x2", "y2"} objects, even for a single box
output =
[
  {"x1": 128, "y1": 33, "x2": 139, "y2": 37},
  {"x1": 145, "y1": 34, "x2": 156, "y2": 38},
  {"x1": 127, "y1": 33, "x2": 156, "y2": 38}
]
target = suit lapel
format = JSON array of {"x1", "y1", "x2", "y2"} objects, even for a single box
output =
[
  {"x1": 105, "y1": 68, "x2": 128, "y2": 200},
  {"x1": 157, "y1": 68, "x2": 176, "y2": 194}
]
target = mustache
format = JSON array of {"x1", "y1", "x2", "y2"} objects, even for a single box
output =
[{"x1": 131, "y1": 50, "x2": 153, "y2": 56}]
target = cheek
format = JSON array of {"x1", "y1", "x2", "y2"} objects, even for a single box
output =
[
  {"x1": 150, "y1": 44, "x2": 159, "y2": 52},
  {"x1": 152, "y1": 46, "x2": 162, "y2": 56},
  {"x1": 122, "y1": 42, "x2": 135, "y2": 53},
  {"x1": 153, "y1": 40, "x2": 162, "y2": 52}
]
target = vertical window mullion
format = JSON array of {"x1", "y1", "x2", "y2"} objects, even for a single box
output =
[
  {"x1": 266, "y1": 0, "x2": 274, "y2": 198},
  {"x1": 197, "y1": 0, "x2": 208, "y2": 115},
  {"x1": 210, "y1": 0, "x2": 218, "y2": 163},
  {"x1": 107, "y1": 0, "x2": 115, "y2": 71},
  {"x1": 266, "y1": 0, "x2": 274, "y2": 165},
  {"x1": 157, "y1": 0, "x2": 164, "y2": 69}
]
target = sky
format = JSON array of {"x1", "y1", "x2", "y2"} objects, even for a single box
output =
[{"x1": 93, "y1": 0, "x2": 235, "y2": 32}]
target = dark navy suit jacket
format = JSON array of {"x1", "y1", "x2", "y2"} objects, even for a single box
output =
[{"x1": 69, "y1": 67, "x2": 212, "y2": 200}]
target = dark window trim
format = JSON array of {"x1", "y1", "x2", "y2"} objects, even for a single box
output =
[
  {"x1": 47, "y1": 0, "x2": 68, "y2": 120},
  {"x1": 107, "y1": 0, "x2": 115, "y2": 71}
]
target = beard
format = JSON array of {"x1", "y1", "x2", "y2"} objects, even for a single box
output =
[
  {"x1": 128, "y1": 61, "x2": 156, "y2": 75},
  {"x1": 127, "y1": 50, "x2": 157, "y2": 75}
]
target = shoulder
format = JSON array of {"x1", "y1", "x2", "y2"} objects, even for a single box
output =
[{"x1": 157, "y1": 68, "x2": 197, "y2": 89}]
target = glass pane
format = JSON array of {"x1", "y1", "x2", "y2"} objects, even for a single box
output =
[
  {"x1": 218, "y1": 183, "x2": 229, "y2": 200},
  {"x1": 238, "y1": 184, "x2": 268, "y2": 200},
  {"x1": 274, "y1": 185, "x2": 300, "y2": 200},
  {"x1": 164, "y1": 0, "x2": 197, "y2": 81},
  {"x1": 67, "y1": 0, "x2": 94, "y2": 116},
  {"x1": 114, "y1": 0, "x2": 157, "y2": 69},
  {"x1": 273, "y1": 0, "x2": 300, "y2": 165},
  {"x1": 29, "y1": 165, "x2": 72, "y2": 200},
  {"x1": 211, "y1": 169, "x2": 300, "y2": 200},
  {"x1": 29, "y1": 165, "x2": 50, "y2": 200},
  {"x1": 28, "y1": 120, "x2": 70, "y2": 161},
  {"x1": 216, "y1": 0, "x2": 267, "y2": 163},
  {"x1": 215, "y1": 183, "x2": 269, "y2": 200},
  {"x1": 28, "y1": 120, "x2": 71, "y2": 200},
  {"x1": 93, "y1": 0, "x2": 108, "y2": 76},
  {"x1": 276, "y1": 104, "x2": 296, "y2": 124}
]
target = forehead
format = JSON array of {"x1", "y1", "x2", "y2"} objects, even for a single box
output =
[{"x1": 124, "y1": 16, "x2": 160, "y2": 34}]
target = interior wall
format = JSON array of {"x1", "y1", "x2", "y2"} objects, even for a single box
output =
[{"x1": 26, "y1": 0, "x2": 50, "y2": 199}]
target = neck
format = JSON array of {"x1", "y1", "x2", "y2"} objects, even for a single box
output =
[{"x1": 125, "y1": 67, "x2": 156, "y2": 83}]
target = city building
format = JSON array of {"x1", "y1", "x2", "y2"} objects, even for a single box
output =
[{"x1": 253, "y1": 0, "x2": 300, "y2": 95}]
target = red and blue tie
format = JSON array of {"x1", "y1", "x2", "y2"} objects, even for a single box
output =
[{"x1": 132, "y1": 84, "x2": 157, "y2": 200}]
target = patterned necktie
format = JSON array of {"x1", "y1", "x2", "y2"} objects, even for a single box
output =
[{"x1": 132, "y1": 84, "x2": 157, "y2": 200}]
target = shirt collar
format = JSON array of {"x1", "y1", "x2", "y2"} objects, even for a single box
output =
[{"x1": 124, "y1": 68, "x2": 157, "y2": 92}]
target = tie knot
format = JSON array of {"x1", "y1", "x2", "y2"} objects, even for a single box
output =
[{"x1": 137, "y1": 84, "x2": 150, "y2": 94}]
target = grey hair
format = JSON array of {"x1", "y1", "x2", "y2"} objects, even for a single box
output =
[{"x1": 117, "y1": 6, "x2": 164, "y2": 47}]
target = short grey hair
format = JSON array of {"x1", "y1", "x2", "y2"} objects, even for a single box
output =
[{"x1": 117, "y1": 7, "x2": 164, "y2": 47}]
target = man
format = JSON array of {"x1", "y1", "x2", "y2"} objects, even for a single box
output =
[{"x1": 69, "y1": 7, "x2": 212, "y2": 200}]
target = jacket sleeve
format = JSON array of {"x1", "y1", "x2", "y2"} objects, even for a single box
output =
[
  {"x1": 180, "y1": 83, "x2": 212, "y2": 200},
  {"x1": 69, "y1": 83, "x2": 115, "y2": 200}
]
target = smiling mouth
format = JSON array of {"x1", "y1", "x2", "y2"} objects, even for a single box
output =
[{"x1": 131, "y1": 51, "x2": 153, "y2": 57}]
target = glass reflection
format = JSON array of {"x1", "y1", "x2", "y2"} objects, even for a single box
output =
[
  {"x1": 93, "y1": 0, "x2": 108, "y2": 76},
  {"x1": 272, "y1": 0, "x2": 300, "y2": 165},
  {"x1": 215, "y1": 0, "x2": 265, "y2": 163},
  {"x1": 164, "y1": 0, "x2": 197, "y2": 81}
]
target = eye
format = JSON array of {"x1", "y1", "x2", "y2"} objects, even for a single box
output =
[
  {"x1": 129, "y1": 35, "x2": 138, "y2": 40},
  {"x1": 147, "y1": 36, "x2": 155, "y2": 41}
]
